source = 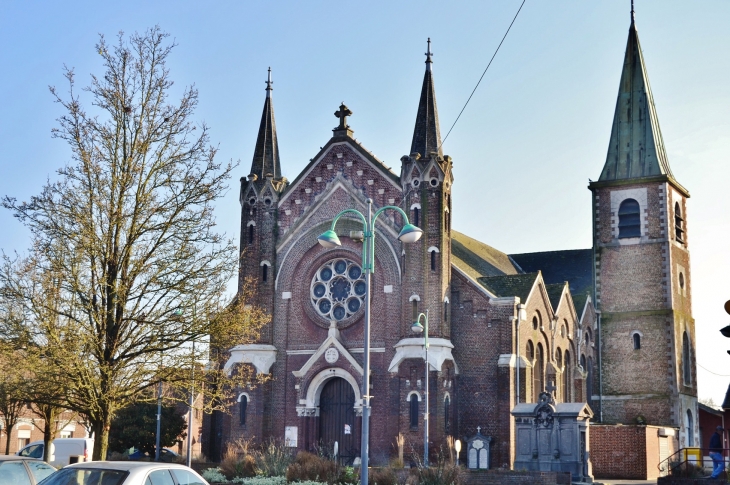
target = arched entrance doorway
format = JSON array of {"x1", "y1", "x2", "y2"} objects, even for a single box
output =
[{"x1": 319, "y1": 377, "x2": 359, "y2": 464}]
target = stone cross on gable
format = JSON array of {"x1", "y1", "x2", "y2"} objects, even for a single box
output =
[
  {"x1": 476, "y1": 426, "x2": 481, "y2": 434},
  {"x1": 334, "y1": 103, "x2": 352, "y2": 130},
  {"x1": 546, "y1": 380, "x2": 557, "y2": 397}
]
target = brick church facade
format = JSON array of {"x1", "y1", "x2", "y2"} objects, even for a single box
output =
[{"x1": 203, "y1": 13, "x2": 698, "y2": 469}]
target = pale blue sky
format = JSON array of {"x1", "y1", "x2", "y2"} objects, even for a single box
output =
[{"x1": 1, "y1": 1, "x2": 729, "y2": 404}]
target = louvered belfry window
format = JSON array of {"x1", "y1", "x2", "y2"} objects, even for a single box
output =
[{"x1": 618, "y1": 199, "x2": 641, "y2": 238}]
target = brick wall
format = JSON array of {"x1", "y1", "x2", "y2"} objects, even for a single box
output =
[{"x1": 463, "y1": 469, "x2": 571, "y2": 485}]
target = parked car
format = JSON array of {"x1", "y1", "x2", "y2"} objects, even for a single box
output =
[
  {"x1": 37, "y1": 461, "x2": 208, "y2": 485},
  {"x1": 17, "y1": 438, "x2": 94, "y2": 467},
  {"x1": 127, "y1": 448, "x2": 180, "y2": 462},
  {"x1": 0, "y1": 456, "x2": 57, "y2": 485}
]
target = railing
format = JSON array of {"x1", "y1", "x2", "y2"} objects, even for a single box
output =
[{"x1": 657, "y1": 447, "x2": 729, "y2": 478}]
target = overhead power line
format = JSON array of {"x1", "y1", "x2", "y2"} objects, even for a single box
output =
[
  {"x1": 698, "y1": 362, "x2": 730, "y2": 377},
  {"x1": 439, "y1": 0, "x2": 527, "y2": 149}
]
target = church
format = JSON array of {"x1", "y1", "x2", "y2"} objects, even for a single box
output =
[{"x1": 203, "y1": 10, "x2": 698, "y2": 472}]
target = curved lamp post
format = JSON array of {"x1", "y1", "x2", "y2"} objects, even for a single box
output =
[
  {"x1": 411, "y1": 310, "x2": 430, "y2": 467},
  {"x1": 318, "y1": 198, "x2": 422, "y2": 485}
]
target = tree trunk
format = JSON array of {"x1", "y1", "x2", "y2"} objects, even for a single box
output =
[
  {"x1": 4, "y1": 425, "x2": 12, "y2": 455},
  {"x1": 91, "y1": 415, "x2": 112, "y2": 461},
  {"x1": 42, "y1": 406, "x2": 60, "y2": 462}
]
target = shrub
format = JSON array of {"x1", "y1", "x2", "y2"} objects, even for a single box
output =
[
  {"x1": 369, "y1": 467, "x2": 397, "y2": 485},
  {"x1": 202, "y1": 468, "x2": 229, "y2": 484},
  {"x1": 412, "y1": 453, "x2": 463, "y2": 485},
  {"x1": 285, "y1": 451, "x2": 355, "y2": 485},
  {"x1": 232, "y1": 477, "x2": 287, "y2": 485},
  {"x1": 256, "y1": 439, "x2": 294, "y2": 477},
  {"x1": 220, "y1": 448, "x2": 257, "y2": 480}
]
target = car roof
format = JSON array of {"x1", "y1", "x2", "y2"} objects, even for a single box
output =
[
  {"x1": 64, "y1": 461, "x2": 194, "y2": 471},
  {"x1": 0, "y1": 456, "x2": 43, "y2": 461}
]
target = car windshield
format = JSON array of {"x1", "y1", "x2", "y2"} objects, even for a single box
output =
[
  {"x1": 0, "y1": 461, "x2": 32, "y2": 485},
  {"x1": 38, "y1": 468, "x2": 127, "y2": 485},
  {"x1": 19, "y1": 444, "x2": 44, "y2": 459},
  {"x1": 27, "y1": 461, "x2": 57, "y2": 483}
]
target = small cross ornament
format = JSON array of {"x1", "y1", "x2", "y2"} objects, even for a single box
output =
[
  {"x1": 546, "y1": 380, "x2": 557, "y2": 396},
  {"x1": 476, "y1": 426, "x2": 481, "y2": 434},
  {"x1": 334, "y1": 103, "x2": 352, "y2": 130}
]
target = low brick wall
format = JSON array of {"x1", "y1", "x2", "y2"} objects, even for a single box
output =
[
  {"x1": 463, "y1": 469, "x2": 571, "y2": 485},
  {"x1": 591, "y1": 424, "x2": 678, "y2": 480}
]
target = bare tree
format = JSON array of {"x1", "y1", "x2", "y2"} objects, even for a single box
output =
[
  {"x1": 1, "y1": 27, "x2": 268, "y2": 460},
  {"x1": 0, "y1": 343, "x2": 28, "y2": 455}
]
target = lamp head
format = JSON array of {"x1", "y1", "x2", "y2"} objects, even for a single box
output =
[
  {"x1": 317, "y1": 229, "x2": 342, "y2": 248},
  {"x1": 454, "y1": 439, "x2": 461, "y2": 453},
  {"x1": 398, "y1": 223, "x2": 423, "y2": 243},
  {"x1": 720, "y1": 325, "x2": 730, "y2": 339},
  {"x1": 411, "y1": 321, "x2": 424, "y2": 334}
]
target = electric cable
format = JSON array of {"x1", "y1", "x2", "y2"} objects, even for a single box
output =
[{"x1": 439, "y1": 0, "x2": 527, "y2": 149}]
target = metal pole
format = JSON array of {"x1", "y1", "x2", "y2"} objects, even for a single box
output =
[
  {"x1": 155, "y1": 379, "x2": 162, "y2": 461},
  {"x1": 360, "y1": 199, "x2": 372, "y2": 485},
  {"x1": 424, "y1": 309, "x2": 429, "y2": 467},
  {"x1": 186, "y1": 341, "x2": 195, "y2": 467}
]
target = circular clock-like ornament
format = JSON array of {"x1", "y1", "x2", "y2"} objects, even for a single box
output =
[
  {"x1": 324, "y1": 347, "x2": 340, "y2": 364},
  {"x1": 310, "y1": 258, "x2": 366, "y2": 322}
]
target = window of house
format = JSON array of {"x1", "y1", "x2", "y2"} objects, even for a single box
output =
[
  {"x1": 580, "y1": 354, "x2": 586, "y2": 372},
  {"x1": 683, "y1": 332, "x2": 692, "y2": 385},
  {"x1": 443, "y1": 301, "x2": 449, "y2": 324},
  {"x1": 240, "y1": 395, "x2": 248, "y2": 426},
  {"x1": 262, "y1": 264, "x2": 268, "y2": 282},
  {"x1": 444, "y1": 395, "x2": 451, "y2": 433},
  {"x1": 412, "y1": 300, "x2": 418, "y2": 321},
  {"x1": 409, "y1": 394, "x2": 419, "y2": 429},
  {"x1": 563, "y1": 351, "x2": 571, "y2": 402},
  {"x1": 532, "y1": 316, "x2": 539, "y2": 331},
  {"x1": 534, "y1": 343, "x2": 544, "y2": 402},
  {"x1": 675, "y1": 202, "x2": 684, "y2": 243},
  {"x1": 686, "y1": 409, "x2": 694, "y2": 446},
  {"x1": 430, "y1": 250, "x2": 436, "y2": 271},
  {"x1": 679, "y1": 272, "x2": 685, "y2": 290},
  {"x1": 633, "y1": 333, "x2": 641, "y2": 350},
  {"x1": 248, "y1": 225, "x2": 254, "y2": 244},
  {"x1": 618, "y1": 198, "x2": 641, "y2": 238},
  {"x1": 413, "y1": 208, "x2": 420, "y2": 227}
]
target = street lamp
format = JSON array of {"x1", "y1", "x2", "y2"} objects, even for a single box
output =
[
  {"x1": 318, "y1": 198, "x2": 422, "y2": 485},
  {"x1": 411, "y1": 309, "x2": 430, "y2": 467},
  {"x1": 454, "y1": 439, "x2": 462, "y2": 467}
]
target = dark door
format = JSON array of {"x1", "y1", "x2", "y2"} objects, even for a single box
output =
[{"x1": 319, "y1": 377, "x2": 358, "y2": 464}]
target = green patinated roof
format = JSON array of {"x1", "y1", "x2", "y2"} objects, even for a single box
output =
[
  {"x1": 451, "y1": 230, "x2": 519, "y2": 281},
  {"x1": 599, "y1": 18, "x2": 673, "y2": 182},
  {"x1": 477, "y1": 273, "x2": 538, "y2": 302}
]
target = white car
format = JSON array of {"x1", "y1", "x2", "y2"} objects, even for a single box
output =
[{"x1": 38, "y1": 461, "x2": 209, "y2": 485}]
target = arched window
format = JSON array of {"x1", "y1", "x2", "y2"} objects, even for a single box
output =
[
  {"x1": 443, "y1": 301, "x2": 449, "y2": 324},
  {"x1": 534, "y1": 343, "x2": 544, "y2": 402},
  {"x1": 618, "y1": 199, "x2": 641, "y2": 238},
  {"x1": 248, "y1": 225, "x2": 254, "y2": 244},
  {"x1": 409, "y1": 394, "x2": 419, "y2": 429},
  {"x1": 431, "y1": 250, "x2": 436, "y2": 272},
  {"x1": 686, "y1": 409, "x2": 694, "y2": 446},
  {"x1": 526, "y1": 340, "x2": 534, "y2": 403},
  {"x1": 683, "y1": 332, "x2": 692, "y2": 385},
  {"x1": 239, "y1": 395, "x2": 248, "y2": 426},
  {"x1": 564, "y1": 351, "x2": 571, "y2": 402},
  {"x1": 587, "y1": 357, "x2": 594, "y2": 407},
  {"x1": 413, "y1": 207, "x2": 420, "y2": 227},
  {"x1": 412, "y1": 300, "x2": 418, "y2": 321},
  {"x1": 262, "y1": 264, "x2": 269, "y2": 282},
  {"x1": 633, "y1": 333, "x2": 641, "y2": 350},
  {"x1": 444, "y1": 395, "x2": 451, "y2": 433},
  {"x1": 675, "y1": 202, "x2": 685, "y2": 243},
  {"x1": 580, "y1": 354, "x2": 586, "y2": 372},
  {"x1": 556, "y1": 349, "x2": 563, "y2": 402}
]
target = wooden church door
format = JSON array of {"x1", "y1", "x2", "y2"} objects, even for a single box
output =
[{"x1": 319, "y1": 377, "x2": 358, "y2": 464}]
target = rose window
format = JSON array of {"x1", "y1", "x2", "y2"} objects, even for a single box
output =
[{"x1": 311, "y1": 258, "x2": 367, "y2": 321}]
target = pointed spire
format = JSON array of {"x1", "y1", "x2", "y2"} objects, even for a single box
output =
[
  {"x1": 598, "y1": 9, "x2": 673, "y2": 182},
  {"x1": 249, "y1": 67, "x2": 281, "y2": 180},
  {"x1": 410, "y1": 38, "x2": 443, "y2": 158}
]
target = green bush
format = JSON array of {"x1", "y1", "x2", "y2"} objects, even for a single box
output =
[
  {"x1": 232, "y1": 477, "x2": 288, "y2": 485},
  {"x1": 202, "y1": 468, "x2": 229, "y2": 483},
  {"x1": 256, "y1": 439, "x2": 295, "y2": 477}
]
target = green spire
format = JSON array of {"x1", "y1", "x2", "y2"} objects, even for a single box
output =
[{"x1": 599, "y1": 16, "x2": 673, "y2": 182}]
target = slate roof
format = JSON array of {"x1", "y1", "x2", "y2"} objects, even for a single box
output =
[
  {"x1": 545, "y1": 283, "x2": 567, "y2": 311},
  {"x1": 477, "y1": 273, "x2": 538, "y2": 302},
  {"x1": 451, "y1": 231, "x2": 519, "y2": 281},
  {"x1": 249, "y1": 69, "x2": 281, "y2": 180},
  {"x1": 410, "y1": 39, "x2": 442, "y2": 158}
]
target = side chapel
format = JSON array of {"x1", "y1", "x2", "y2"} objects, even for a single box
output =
[{"x1": 203, "y1": 12, "x2": 698, "y2": 468}]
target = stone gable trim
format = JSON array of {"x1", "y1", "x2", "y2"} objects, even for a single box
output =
[
  {"x1": 292, "y1": 335, "x2": 363, "y2": 378},
  {"x1": 388, "y1": 337, "x2": 458, "y2": 374},
  {"x1": 280, "y1": 141, "x2": 401, "y2": 205},
  {"x1": 578, "y1": 295, "x2": 594, "y2": 326}
]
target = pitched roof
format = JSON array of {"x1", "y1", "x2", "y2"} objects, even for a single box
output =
[
  {"x1": 598, "y1": 16, "x2": 672, "y2": 182},
  {"x1": 451, "y1": 230, "x2": 520, "y2": 280},
  {"x1": 410, "y1": 39, "x2": 442, "y2": 158},
  {"x1": 249, "y1": 68, "x2": 281, "y2": 180},
  {"x1": 477, "y1": 273, "x2": 538, "y2": 302},
  {"x1": 510, "y1": 249, "x2": 593, "y2": 314},
  {"x1": 545, "y1": 283, "x2": 567, "y2": 311}
]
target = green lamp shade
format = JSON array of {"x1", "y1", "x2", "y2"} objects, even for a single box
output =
[
  {"x1": 411, "y1": 321, "x2": 424, "y2": 334},
  {"x1": 398, "y1": 223, "x2": 423, "y2": 243},
  {"x1": 317, "y1": 230, "x2": 342, "y2": 248}
]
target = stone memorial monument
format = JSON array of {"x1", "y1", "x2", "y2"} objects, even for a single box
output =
[
  {"x1": 466, "y1": 427, "x2": 492, "y2": 470},
  {"x1": 511, "y1": 384, "x2": 593, "y2": 482}
]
